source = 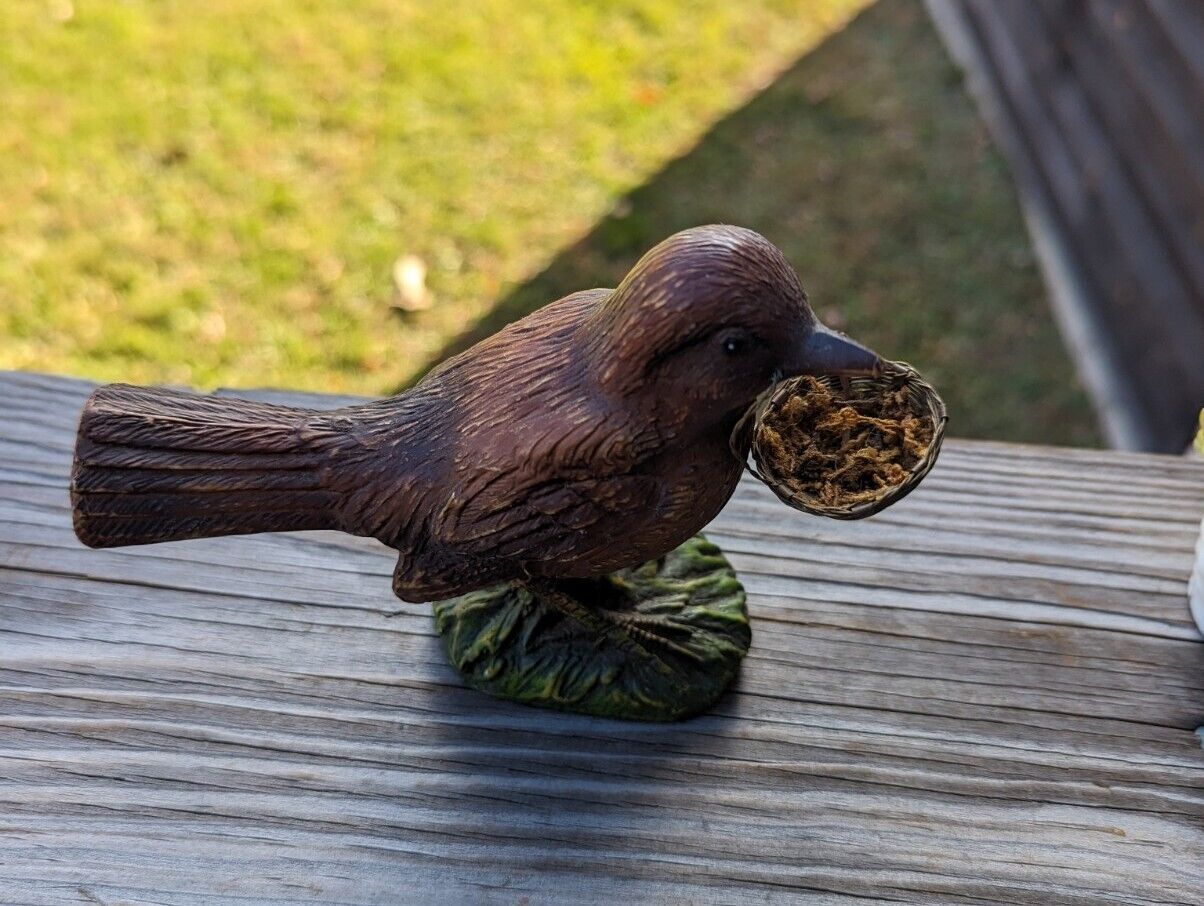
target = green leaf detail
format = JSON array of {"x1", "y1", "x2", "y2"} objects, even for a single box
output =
[{"x1": 433, "y1": 534, "x2": 750, "y2": 721}]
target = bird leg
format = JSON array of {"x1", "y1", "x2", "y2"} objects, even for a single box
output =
[{"x1": 520, "y1": 576, "x2": 704, "y2": 666}]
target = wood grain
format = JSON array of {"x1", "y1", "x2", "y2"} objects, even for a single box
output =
[{"x1": 1, "y1": 371, "x2": 1202, "y2": 904}]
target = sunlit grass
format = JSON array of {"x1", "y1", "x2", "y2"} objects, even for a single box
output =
[
  {"x1": 0, "y1": 0, "x2": 873, "y2": 391},
  {"x1": 424, "y1": 0, "x2": 1099, "y2": 445},
  {"x1": 0, "y1": 0, "x2": 1097, "y2": 444}
]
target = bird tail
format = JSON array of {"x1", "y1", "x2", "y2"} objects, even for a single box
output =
[{"x1": 71, "y1": 383, "x2": 343, "y2": 548}]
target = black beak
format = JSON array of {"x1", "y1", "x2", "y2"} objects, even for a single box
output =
[{"x1": 790, "y1": 323, "x2": 883, "y2": 377}]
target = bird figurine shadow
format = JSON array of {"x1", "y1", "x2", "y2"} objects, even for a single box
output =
[{"x1": 71, "y1": 225, "x2": 882, "y2": 720}]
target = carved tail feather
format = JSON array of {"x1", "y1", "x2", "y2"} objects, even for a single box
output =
[{"x1": 71, "y1": 383, "x2": 343, "y2": 548}]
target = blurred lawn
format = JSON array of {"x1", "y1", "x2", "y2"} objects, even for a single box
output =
[
  {"x1": 0, "y1": 0, "x2": 1098, "y2": 444},
  {"x1": 436, "y1": 0, "x2": 1099, "y2": 445}
]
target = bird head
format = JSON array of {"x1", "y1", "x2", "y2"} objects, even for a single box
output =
[{"x1": 588, "y1": 225, "x2": 881, "y2": 427}]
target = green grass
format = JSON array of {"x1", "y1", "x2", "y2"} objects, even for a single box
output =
[{"x1": 0, "y1": 0, "x2": 1098, "y2": 445}]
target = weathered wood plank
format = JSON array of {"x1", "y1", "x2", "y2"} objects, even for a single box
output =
[
  {"x1": 1, "y1": 371, "x2": 1202, "y2": 904},
  {"x1": 1037, "y1": 0, "x2": 1204, "y2": 300}
]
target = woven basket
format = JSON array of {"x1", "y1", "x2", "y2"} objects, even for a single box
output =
[{"x1": 731, "y1": 361, "x2": 948, "y2": 520}]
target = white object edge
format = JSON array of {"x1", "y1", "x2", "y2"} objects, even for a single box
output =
[{"x1": 1190, "y1": 515, "x2": 1204, "y2": 636}]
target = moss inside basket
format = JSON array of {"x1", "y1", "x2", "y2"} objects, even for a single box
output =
[{"x1": 753, "y1": 373, "x2": 938, "y2": 511}]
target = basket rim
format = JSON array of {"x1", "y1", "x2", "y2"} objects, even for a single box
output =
[{"x1": 730, "y1": 360, "x2": 948, "y2": 520}]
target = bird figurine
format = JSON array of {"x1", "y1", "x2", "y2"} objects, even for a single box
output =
[{"x1": 71, "y1": 225, "x2": 881, "y2": 716}]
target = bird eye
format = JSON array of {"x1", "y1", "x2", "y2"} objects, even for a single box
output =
[{"x1": 722, "y1": 335, "x2": 746, "y2": 356}]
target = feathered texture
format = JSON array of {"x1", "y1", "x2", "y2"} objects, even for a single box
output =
[
  {"x1": 70, "y1": 225, "x2": 880, "y2": 602},
  {"x1": 72, "y1": 384, "x2": 342, "y2": 547}
]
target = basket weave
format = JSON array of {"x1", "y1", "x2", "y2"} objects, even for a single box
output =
[{"x1": 731, "y1": 361, "x2": 948, "y2": 520}]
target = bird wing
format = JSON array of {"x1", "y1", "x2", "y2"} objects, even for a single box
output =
[{"x1": 431, "y1": 418, "x2": 663, "y2": 564}]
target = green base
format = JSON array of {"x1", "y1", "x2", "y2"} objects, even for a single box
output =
[{"x1": 433, "y1": 534, "x2": 750, "y2": 721}]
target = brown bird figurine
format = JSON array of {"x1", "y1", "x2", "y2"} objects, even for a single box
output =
[{"x1": 71, "y1": 225, "x2": 881, "y2": 611}]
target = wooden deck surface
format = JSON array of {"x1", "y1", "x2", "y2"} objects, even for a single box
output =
[{"x1": 2, "y1": 370, "x2": 1203, "y2": 904}]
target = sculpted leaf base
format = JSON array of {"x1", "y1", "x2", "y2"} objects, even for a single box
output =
[{"x1": 433, "y1": 535, "x2": 750, "y2": 721}]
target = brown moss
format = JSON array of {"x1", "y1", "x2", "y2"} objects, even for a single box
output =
[{"x1": 755, "y1": 375, "x2": 935, "y2": 509}]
